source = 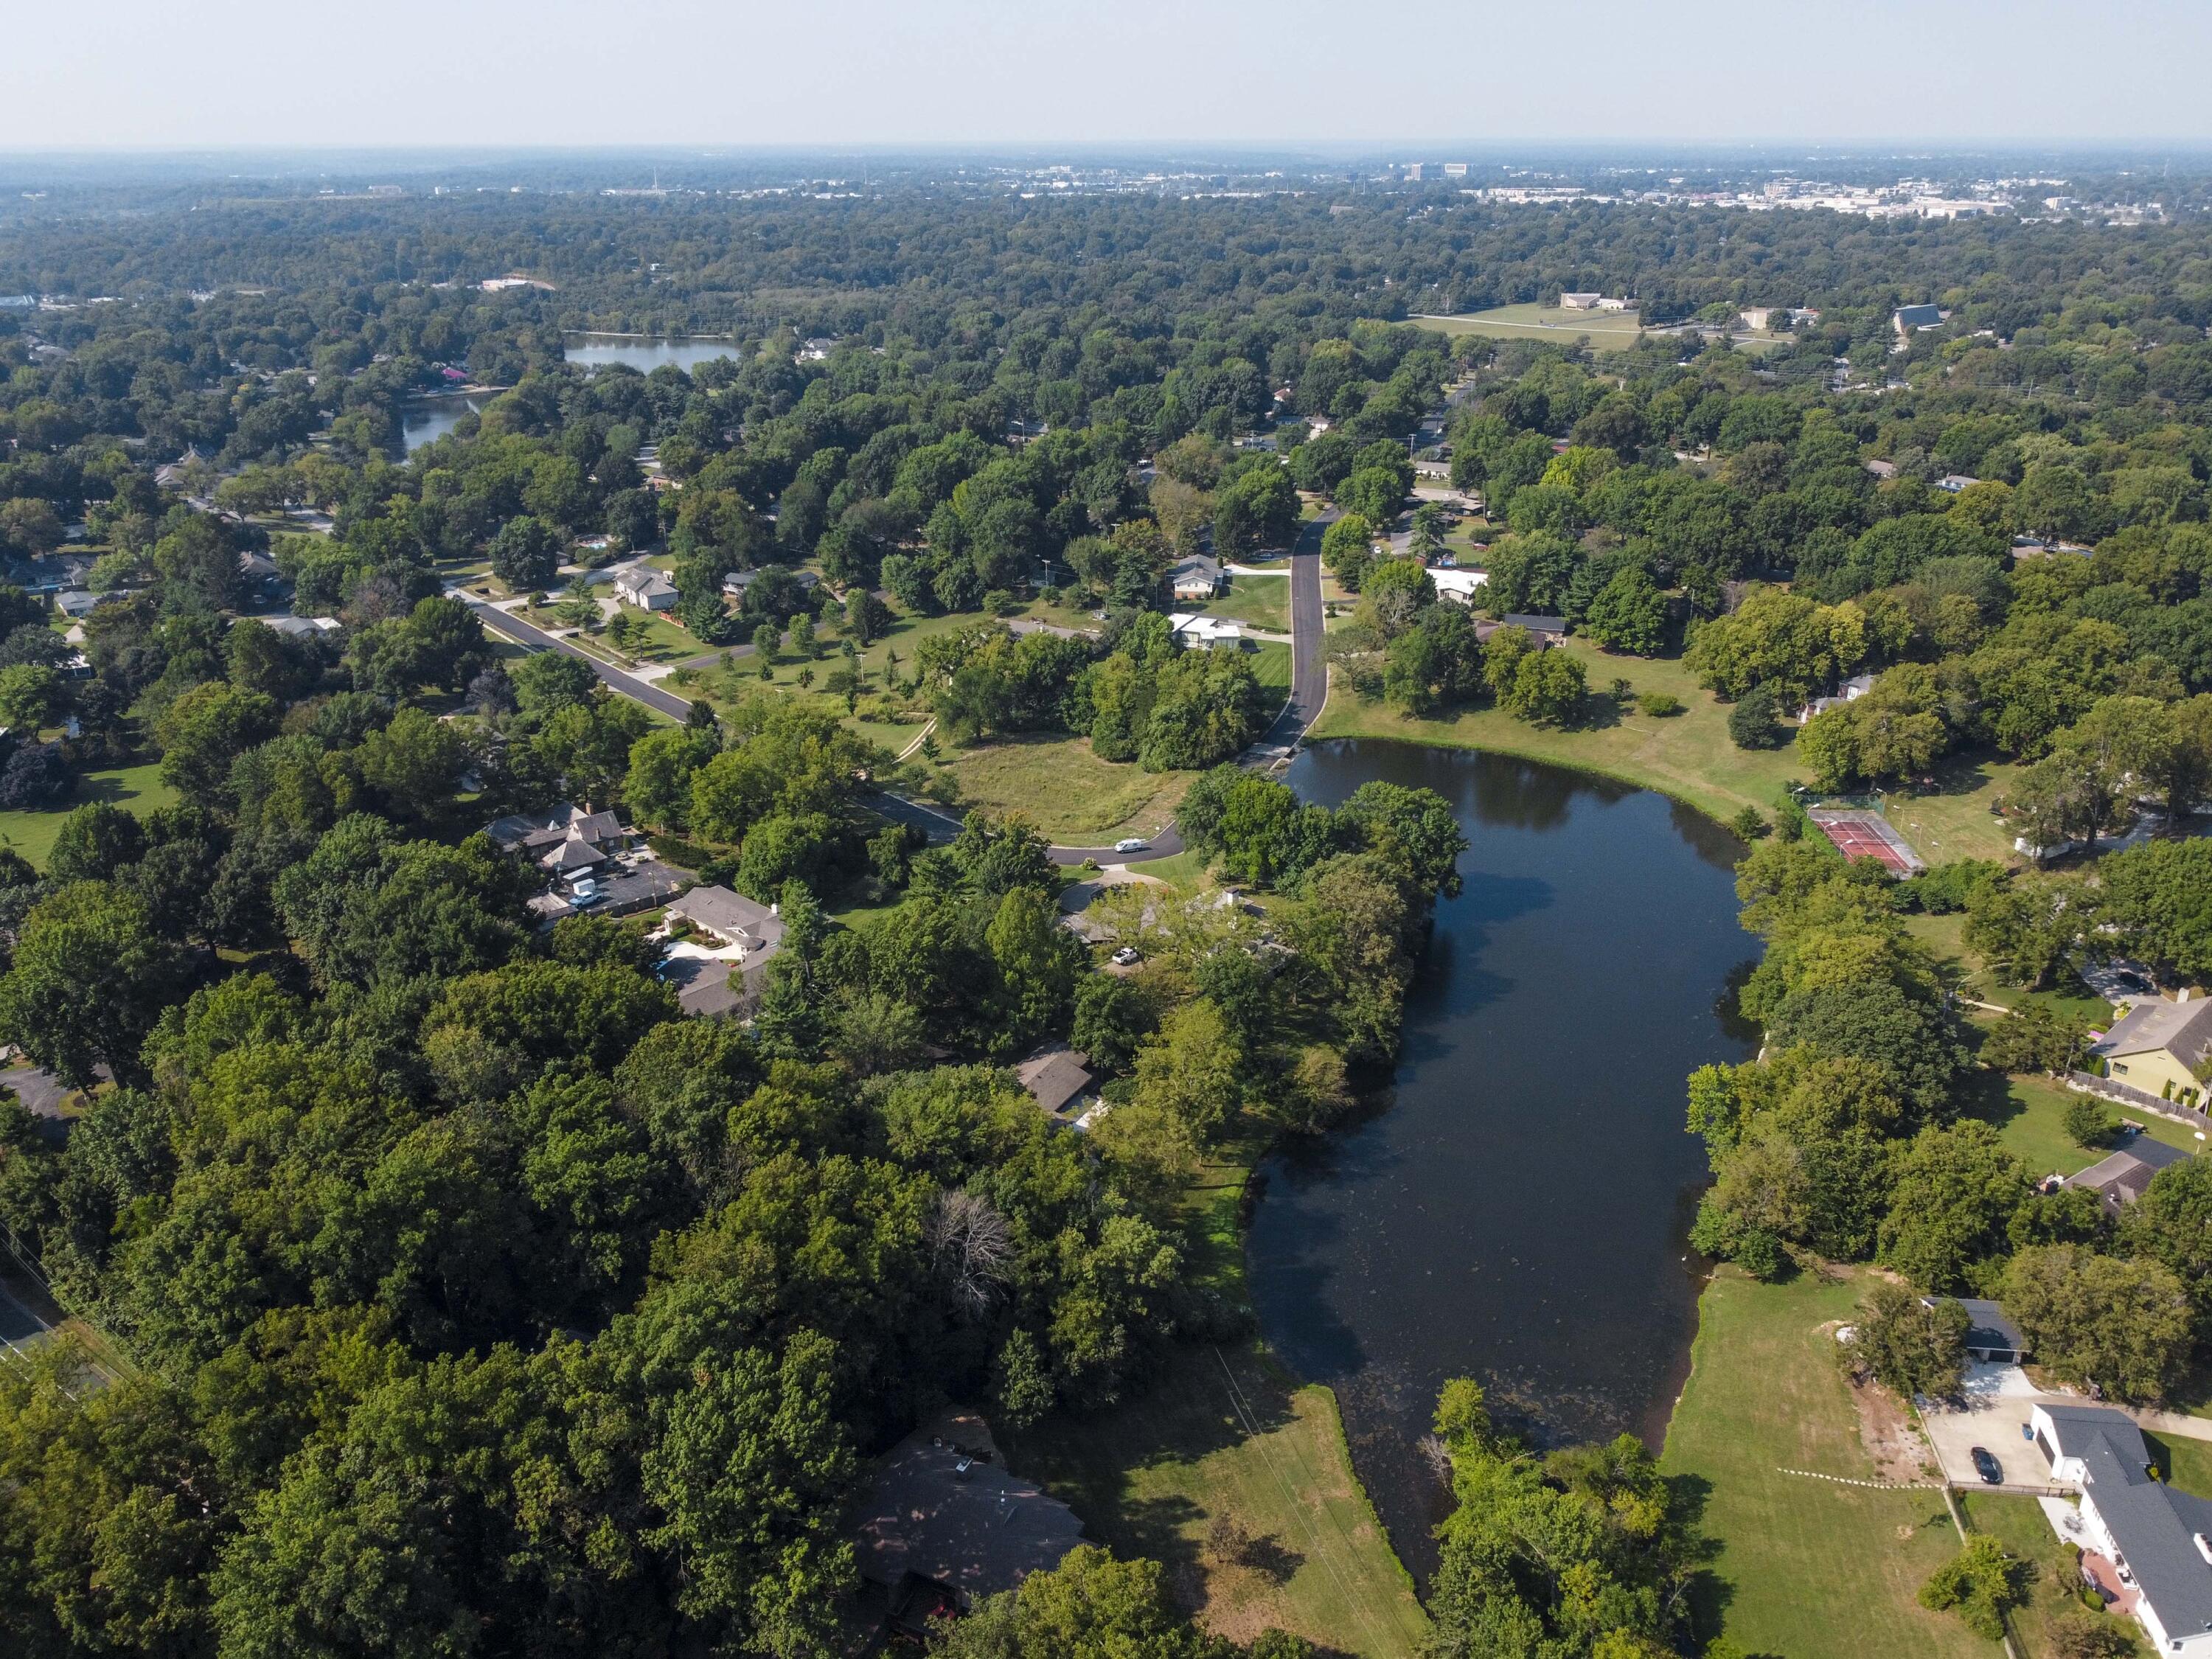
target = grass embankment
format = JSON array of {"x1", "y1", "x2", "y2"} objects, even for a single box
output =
[
  {"x1": 0, "y1": 760, "x2": 176, "y2": 871},
  {"x1": 936, "y1": 736, "x2": 1194, "y2": 845},
  {"x1": 1010, "y1": 1151, "x2": 1429, "y2": 1655},
  {"x1": 1311, "y1": 641, "x2": 2017, "y2": 857},
  {"x1": 1409, "y1": 302, "x2": 1647, "y2": 353},
  {"x1": 1660, "y1": 1267, "x2": 1994, "y2": 1659},
  {"x1": 1202, "y1": 574, "x2": 1290, "y2": 634}
]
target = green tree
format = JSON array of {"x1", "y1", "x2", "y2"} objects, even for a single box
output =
[
  {"x1": 1918, "y1": 1536, "x2": 2034, "y2": 1641},
  {"x1": 1854, "y1": 1281, "x2": 1969, "y2": 1398},
  {"x1": 1319, "y1": 512, "x2": 1375, "y2": 591},
  {"x1": 488, "y1": 514, "x2": 562, "y2": 589},
  {"x1": 2003, "y1": 1244, "x2": 2191, "y2": 1402},
  {"x1": 1503, "y1": 648, "x2": 1586, "y2": 726},
  {"x1": 1579, "y1": 567, "x2": 1669, "y2": 655},
  {"x1": 0, "y1": 882, "x2": 187, "y2": 1087},
  {"x1": 154, "y1": 683, "x2": 282, "y2": 810},
  {"x1": 622, "y1": 725, "x2": 720, "y2": 832},
  {"x1": 355, "y1": 706, "x2": 464, "y2": 821},
  {"x1": 1132, "y1": 998, "x2": 1243, "y2": 1143},
  {"x1": 0, "y1": 662, "x2": 66, "y2": 732},
  {"x1": 47, "y1": 800, "x2": 147, "y2": 883},
  {"x1": 1878, "y1": 1121, "x2": 2031, "y2": 1291}
]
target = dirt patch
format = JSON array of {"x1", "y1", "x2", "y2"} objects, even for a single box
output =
[{"x1": 1851, "y1": 1374, "x2": 1937, "y2": 1484}]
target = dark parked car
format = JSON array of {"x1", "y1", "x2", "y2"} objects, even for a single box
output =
[{"x1": 1971, "y1": 1446, "x2": 2003, "y2": 1484}]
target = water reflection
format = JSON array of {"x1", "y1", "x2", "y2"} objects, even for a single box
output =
[{"x1": 1245, "y1": 740, "x2": 1759, "y2": 1585}]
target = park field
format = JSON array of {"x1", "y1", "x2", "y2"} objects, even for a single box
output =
[
  {"x1": 0, "y1": 759, "x2": 177, "y2": 872},
  {"x1": 1409, "y1": 302, "x2": 1646, "y2": 353},
  {"x1": 1310, "y1": 643, "x2": 2019, "y2": 857},
  {"x1": 1660, "y1": 1267, "x2": 1996, "y2": 1659},
  {"x1": 936, "y1": 734, "x2": 1193, "y2": 844}
]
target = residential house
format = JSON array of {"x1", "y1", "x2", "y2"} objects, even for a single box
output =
[
  {"x1": 1937, "y1": 473, "x2": 1980, "y2": 493},
  {"x1": 1796, "y1": 672, "x2": 1877, "y2": 725},
  {"x1": 1168, "y1": 613, "x2": 1242, "y2": 650},
  {"x1": 1596, "y1": 296, "x2": 1638, "y2": 313},
  {"x1": 662, "y1": 885, "x2": 785, "y2": 1017},
  {"x1": 1864, "y1": 459, "x2": 1899, "y2": 480},
  {"x1": 248, "y1": 614, "x2": 341, "y2": 640},
  {"x1": 1015, "y1": 1042, "x2": 1098, "y2": 1127},
  {"x1": 1893, "y1": 303, "x2": 1945, "y2": 336},
  {"x1": 2028, "y1": 1404, "x2": 2212, "y2": 1656},
  {"x1": 52, "y1": 589, "x2": 114, "y2": 620},
  {"x1": 1501, "y1": 613, "x2": 1569, "y2": 641},
  {"x1": 1952, "y1": 1297, "x2": 2030, "y2": 1365},
  {"x1": 2067, "y1": 1132, "x2": 2193, "y2": 1215},
  {"x1": 796, "y1": 337, "x2": 836, "y2": 362},
  {"x1": 612, "y1": 566, "x2": 678, "y2": 611},
  {"x1": 848, "y1": 1419, "x2": 1085, "y2": 1630},
  {"x1": 1169, "y1": 554, "x2": 1223, "y2": 601},
  {"x1": 1559, "y1": 292, "x2": 1603, "y2": 310},
  {"x1": 485, "y1": 803, "x2": 627, "y2": 866},
  {"x1": 1431, "y1": 568, "x2": 1489, "y2": 605},
  {"x1": 721, "y1": 566, "x2": 820, "y2": 601},
  {"x1": 2089, "y1": 995, "x2": 2212, "y2": 1110}
]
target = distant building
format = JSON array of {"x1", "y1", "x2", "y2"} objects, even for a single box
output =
[
  {"x1": 722, "y1": 567, "x2": 819, "y2": 599},
  {"x1": 1015, "y1": 1042, "x2": 1099, "y2": 1126},
  {"x1": 1169, "y1": 554, "x2": 1222, "y2": 601},
  {"x1": 612, "y1": 566, "x2": 678, "y2": 611},
  {"x1": 247, "y1": 614, "x2": 341, "y2": 639},
  {"x1": 1559, "y1": 292, "x2": 1604, "y2": 310},
  {"x1": 1893, "y1": 303, "x2": 1945, "y2": 336},
  {"x1": 1168, "y1": 612, "x2": 1242, "y2": 650},
  {"x1": 1430, "y1": 568, "x2": 1489, "y2": 605},
  {"x1": 2087, "y1": 994, "x2": 2212, "y2": 1113},
  {"x1": 1442, "y1": 161, "x2": 1469, "y2": 177},
  {"x1": 1864, "y1": 459, "x2": 1899, "y2": 480},
  {"x1": 1937, "y1": 474, "x2": 1979, "y2": 493},
  {"x1": 1500, "y1": 613, "x2": 1569, "y2": 639},
  {"x1": 1796, "y1": 672, "x2": 1877, "y2": 725}
]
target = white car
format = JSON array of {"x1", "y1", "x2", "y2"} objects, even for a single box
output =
[
  {"x1": 1111, "y1": 946, "x2": 1142, "y2": 967},
  {"x1": 1113, "y1": 838, "x2": 1150, "y2": 854}
]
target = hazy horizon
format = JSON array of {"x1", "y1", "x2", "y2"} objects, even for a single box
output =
[{"x1": 4, "y1": 0, "x2": 2209, "y2": 150}]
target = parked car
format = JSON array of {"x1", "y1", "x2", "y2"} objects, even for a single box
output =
[
  {"x1": 1110, "y1": 946, "x2": 1141, "y2": 967},
  {"x1": 567, "y1": 877, "x2": 602, "y2": 907},
  {"x1": 1113, "y1": 838, "x2": 1150, "y2": 854},
  {"x1": 1970, "y1": 1446, "x2": 2003, "y2": 1484}
]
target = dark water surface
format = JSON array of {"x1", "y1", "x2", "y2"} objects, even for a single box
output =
[{"x1": 1247, "y1": 740, "x2": 1759, "y2": 1585}]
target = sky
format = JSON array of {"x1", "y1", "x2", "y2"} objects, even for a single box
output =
[{"x1": 5, "y1": 0, "x2": 2211, "y2": 151}]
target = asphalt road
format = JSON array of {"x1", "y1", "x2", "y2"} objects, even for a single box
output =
[
  {"x1": 1251, "y1": 510, "x2": 1330, "y2": 754},
  {"x1": 460, "y1": 595, "x2": 696, "y2": 720},
  {"x1": 869, "y1": 790, "x2": 1185, "y2": 867}
]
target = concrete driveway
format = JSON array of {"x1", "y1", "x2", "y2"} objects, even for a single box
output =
[{"x1": 1921, "y1": 1382, "x2": 2051, "y2": 1490}]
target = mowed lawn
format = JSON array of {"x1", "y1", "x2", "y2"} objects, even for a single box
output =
[
  {"x1": 1957, "y1": 1492, "x2": 2101, "y2": 1659},
  {"x1": 1660, "y1": 1268, "x2": 1998, "y2": 1659},
  {"x1": 1967, "y1": 1068, "x2": 2202, "y2": 1181},
  {"x1": 1410, "y1": 302, "x2": 1647, "y2": 353},
  {"x1": 0, "y1": 759, "x2": 176, "y2": 871},
  {"x1": 936, "y1": 733, "x2": 1193, "y2": 843},
  {"x1": 1312, "y1": 642, "x2": 1804, "y2": 828},
  {"x1": 1201, "y1": 574, "x2": 1290, "y2": 634}
]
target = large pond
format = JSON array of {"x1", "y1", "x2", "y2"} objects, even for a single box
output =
[
  {"x1": 1247, "y1": 740, "x2": 1759, "y2": 1585},
  {"x1": 563, "y1": 335, "x2": 742, "y2": 373}
]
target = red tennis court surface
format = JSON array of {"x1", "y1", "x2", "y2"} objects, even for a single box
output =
[{"x1": 1807, "y1": 809, "x2": 1926, "y2": 874}]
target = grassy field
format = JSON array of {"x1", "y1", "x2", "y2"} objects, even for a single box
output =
[
  {"x1": 1249, "y1": 640, "x2": 1292, "y2": 705},
  {"x1": 610, "y1": 606, "x2": 709, "y2": 663},
  {"x1": 1203, "y1": 574, "x2": 1290, "y2": 633},
  {"x1": 1660, "y1": 1267, "x2": 1997, "y2": 1659},
  {"x1": 1901, "y1": 912, "x2": 2112, "y2": 1023},
  {"x1": 1311, "y1": 642, "x2": 1804, "y2": 828},
  {"x1": 1126, "y1": 848, "x2": 1210, "y2": 887},
  {"x1": 1410, "y1": 302, "x2": 1646, "y2": 353},
  {"x1": 0, "y1": 759, "x2": 176, "y2": 871},
  {"x1": 936, "y1": 734, "x2": 1193, "y2": 843}
]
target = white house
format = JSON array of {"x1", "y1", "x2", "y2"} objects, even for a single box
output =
[
  {"x1": 2029, "y1": 1404, "x2": 2212, "y2": 1656},
  {"x1": 1168, "y1": 613, "x2": 1242, "y2": 650},
  {"x1": 1169, "y1": 555, "x2": 1223, "y2": 602},
  {"x1": 1430, "y1": 568, "x2": 1489, "y2": 605},
  {"x1": 613, "y1": 566, "x2": 679, "y2": 611},
  {"x1": 1796, "y1": 673, "x2": 1876, "y2": 726}
]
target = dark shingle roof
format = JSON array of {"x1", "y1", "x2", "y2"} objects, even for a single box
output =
[
  {"x1": 2041, "y1": 1405, "x2": 2212, "y2": 1641},
  {"x1": 849, "y1": 1433, "x2": 1085, "y2": 1607}
]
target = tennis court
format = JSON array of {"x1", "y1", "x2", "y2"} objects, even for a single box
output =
[{"x1": 1807, "y1": 809, "x2": 1926, "y2": 874}]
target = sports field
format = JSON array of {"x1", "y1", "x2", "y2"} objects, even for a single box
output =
[{"x1": 1409, "y1": 302, "x2": 1646, "y2": 352}]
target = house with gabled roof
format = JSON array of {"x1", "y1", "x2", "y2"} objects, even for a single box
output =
[{"x1": 2090, "y1": 995, "x2": 2212, "y2": 1112}]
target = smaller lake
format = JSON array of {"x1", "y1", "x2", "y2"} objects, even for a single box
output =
[
  {"x1": 1246, "y1": 740, "x2": 1761, "y2": 1585},
  {"x1": 563, "y1": 335, "x2": 742, "y2": 373},
  {"x1": 401, "y1": 394, "x2": 480, "y2": 453}
]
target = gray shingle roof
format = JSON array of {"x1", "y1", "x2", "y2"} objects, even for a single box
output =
[
  {"x1": 2070, "y1": 1136, "x2": 2191, "y2": 1211},
  {"x1": 2040, "y1": 1405, "x2": 2212, "y2": 1641},
  {"x1": 849, "y1": 1433, "x2": 1085, "y2": 1607},
  {"x1": 2096, "y1": 998, "x2": 2212, "y2": 1068},
  {"x1": 1015, "y1": 1043, "x2": 1096, "y2": 1119}
]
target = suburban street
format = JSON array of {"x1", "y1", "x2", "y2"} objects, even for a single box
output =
[
  {"x1": 457, "y1": 593, "x2": 697, "y2": 720},
  {"x1": 1251, "y1": 510, "x2": 1329, "y2": 756}
]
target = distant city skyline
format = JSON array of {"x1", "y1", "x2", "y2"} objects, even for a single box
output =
[{"x1": 4, "y1": 0, "x2": 2211, "y2": 150}]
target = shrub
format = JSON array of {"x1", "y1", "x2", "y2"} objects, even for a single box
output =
[
  {"x1": 1919, "y1": 1536, "x2": 2034, "y2": 1640},
  {"x1": 2062, "y1": 1097, "x2": 2115, "y2": 1147},
  {"x1": 1635, "y1": 692, "x2": 1683, "y2": 717},
  {"x1": 1730, "y1": 805, "x2": 1770, "y2": 841},
  {"x1": 2052, "y1": 1611, "x2": 2135, "y2": 1658},
  {"x1": 1728, "y1": 683, "x2": 1786, "y2": 749}
]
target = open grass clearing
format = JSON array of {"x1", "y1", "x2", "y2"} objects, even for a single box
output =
[
  {"x1": 1200, "y1": 575, "x2": 1290, "y2": 634},
  {"x1": 1409, "y1": 302, "x2": 1646, "y2": 353},
  {"x1": 1124, "y1": 848, "x2": 1211, "y2": 888},
  {"x1": 1660, "y1": 1266, "x2": 1997, "y2": 1659},
  {"x1": 0, "y1": 759, "x2": 176, "y2": 872},
  {"x1": 1965, "y1": 1070, "x2": 2203, "y2": 1181},
  {"x1": 609, "y1": 607, "x2": 709, "y2": 662},
  {"x1": 935, "y1": 734, "x2": 1192, "y2": 843}
]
